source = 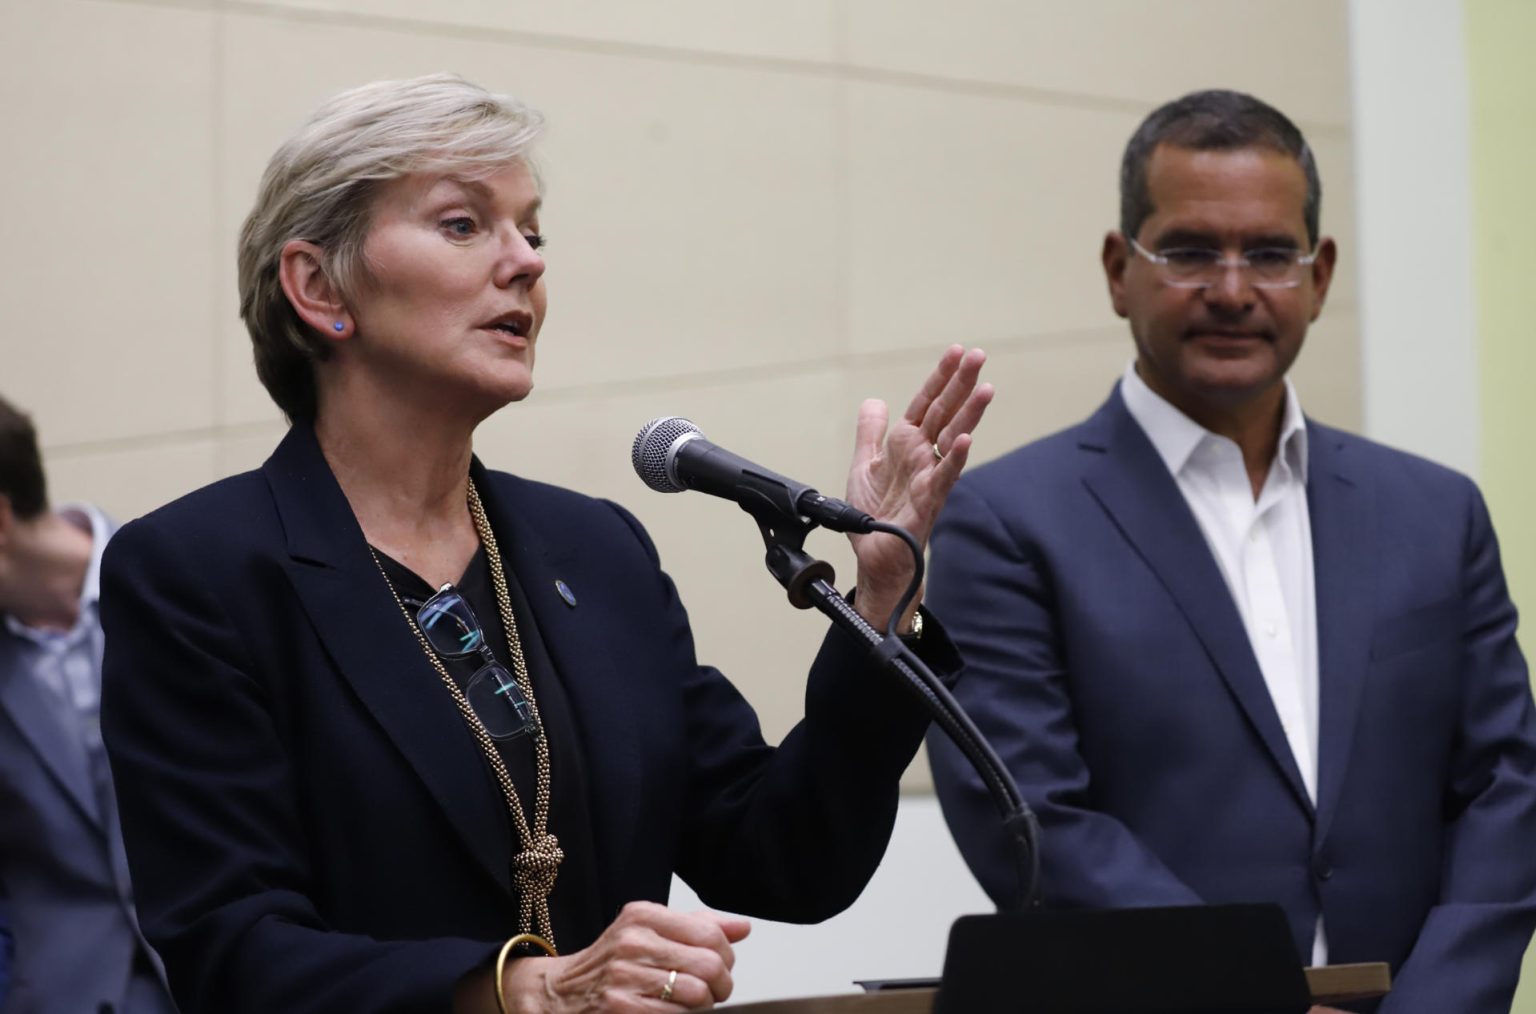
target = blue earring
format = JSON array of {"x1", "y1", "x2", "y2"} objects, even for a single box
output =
[{"x1": 333, "y1": 321, "x2": 345, "y2": 332}]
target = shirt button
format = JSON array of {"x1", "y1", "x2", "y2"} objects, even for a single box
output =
[
  {"x1": 1249, "y1": 530, "x2": 1261, "y2": 544},
  {"x1": 1264, "y1": 622, "x2": 1278, "y2": 638},
  {"x1": 1314, "y1": 861, "x2": 1334, "y2": 881}
]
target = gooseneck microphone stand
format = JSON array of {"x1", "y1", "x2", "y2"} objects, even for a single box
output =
[{"x1": 742, "y1": 495, "x2": 1040, "y2": 915}]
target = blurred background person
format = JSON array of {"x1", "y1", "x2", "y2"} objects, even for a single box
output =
[
  {"x1": 99, "y1": 74, "x2": 991, "y2": 1013},
  {"x1": 0, "y1": 394, "x2": 176, "y2": 1014},
  {"x1": 926, "y1": 90, "x2": 1536, "y2": 1014}
]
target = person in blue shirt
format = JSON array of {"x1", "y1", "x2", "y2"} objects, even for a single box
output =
[{"x1": 0, "y1": 394, "x2": 177, "y2": 1013}]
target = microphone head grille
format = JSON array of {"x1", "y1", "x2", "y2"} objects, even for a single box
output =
[{"x1": 631, "y1": 416, "x2": 703, "y2": 493}]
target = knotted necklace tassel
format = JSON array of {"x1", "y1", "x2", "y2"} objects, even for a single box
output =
[{"x1": 515, "y1": 832, "x2": 565, "y2": 942}]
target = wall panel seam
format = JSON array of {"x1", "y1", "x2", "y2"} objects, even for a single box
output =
[{"x1": 214, "y1": 0, "x2": 1350, "y2": 136}]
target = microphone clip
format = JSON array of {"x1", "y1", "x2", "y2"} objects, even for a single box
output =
[{"x1": 738, "y1": 495, "x2": 836, "y2": 611}]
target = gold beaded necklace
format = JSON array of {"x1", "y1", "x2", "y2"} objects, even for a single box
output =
[{"x1": 367, "y1": 479, "x2": 562, "y2": 948}]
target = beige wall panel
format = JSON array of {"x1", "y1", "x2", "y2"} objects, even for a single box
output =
[
  {"x1": 1288, "y1": 310, "x2": 1361, "y2": 435},
  {"x1": 1296, "y1": 147, "x2": 1360, "y2": 442},
  {"x1": 0, "y1": 0, "x2": 218, "y2": 446},
  {"x1": 845, "y1": 83, "x2": 1130, "y2": 356},
  {"x1": 473, "y1": 368, "x2": 858, "y2": 744},
  {"x1": 530, "y1": 67, "x2": 840, "y2": 396},
  {"x1": 844, "y1": 91, "x2": 1357, "y2": 364},
  {"x1": 43, "y1": 437, "x2": 218, "y2": 524},
  {"x1": 849, "y1": 330, "x2": 1129, "y2": 486},
  {"x1": 959, "y1": 330, "x2": 1133, "y2": 466},
  {"x1": 841, "y1": 0, "x2": 1351, "y2": 129},
  {"x1": 217, "y1": 12, "x2": 842, "y2": 426},
  {"x1": 250, "y1": 0, "x2": 838, "y2": 63},
  {"x1": 215, "y1": 422, "x2": 290, "y2": 478},
  {"x1": 1311, "y1": 134, "x2": 1358, "y2": 311},
  {"x1": 214, "y1": 251, "x2": 270, "y2": 428}
]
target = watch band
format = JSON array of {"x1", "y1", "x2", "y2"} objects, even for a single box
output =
[{"x1": 900, "y1": 608, "x2": 924, "y2": 642}]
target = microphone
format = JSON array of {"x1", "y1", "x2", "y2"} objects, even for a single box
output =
[{"x1": 631, "y1": 417, "x2": 875, "y2": 534}]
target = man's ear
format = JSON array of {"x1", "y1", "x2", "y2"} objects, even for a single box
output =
[
  {"x1": 1308, "y1": 236, "x2": 1339, "y2": 322},
  {"x1": 278, "y1": 240, "x2": 352, "y2": 339},
  {"x1": 1102, "y1": 230, "x2": 1131, "y2": 320}
]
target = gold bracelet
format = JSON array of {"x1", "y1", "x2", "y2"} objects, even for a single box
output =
[{"x1": 494, "y1": 933, "x2": 557, "y2": 1014}]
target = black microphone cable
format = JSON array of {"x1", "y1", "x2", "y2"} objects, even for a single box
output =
[{"x1": 808, "y1": 519, "x2": 1040, "y2": 913}]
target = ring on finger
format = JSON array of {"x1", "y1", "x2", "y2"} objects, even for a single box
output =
[
  {"x1": 931, "y1": 441, "x2": 945, "y2": 463},
  {"x1": 659, "y1": 968, "x2": 678, "y2": 1002}
]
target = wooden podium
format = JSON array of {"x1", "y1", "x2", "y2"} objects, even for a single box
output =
[{"x1": 721, "y1": 963, "x2": 1391, "y2": 1012}]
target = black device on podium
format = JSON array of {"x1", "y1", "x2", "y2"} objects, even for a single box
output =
[{"x1": 934, "y1": 903, "x2": 1312, "y2": 1014}]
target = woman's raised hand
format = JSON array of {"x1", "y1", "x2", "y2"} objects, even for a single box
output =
[{"x1": 844, "y1": 345, "x2": 992, "y2": 630}]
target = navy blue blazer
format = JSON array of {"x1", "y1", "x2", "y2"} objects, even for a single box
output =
[
  {"x1": 0, "y1": 905, "x2": 9, "y2": 1007},
  {"x1": 926, "y1": 387, "x2": 1536, "y2": 1013},
  {"x1": 100, "y1": 424, "x2": 940, "y2": 1014}
]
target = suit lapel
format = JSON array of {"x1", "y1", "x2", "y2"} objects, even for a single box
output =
[
  {"x1": 262, "y1": 426, "x2": 514, "y2": 897},
  {"x1": 476, "y1": 468, "x2": 646, "y2": 908},
  {"x1": 1079, "y1": 391, "x2": 1314, "y2": 816},
  {"x1": 1307, "y1": 425, "x2": 1374, "y2": 843},
  {"x1": 0, "y1": 658, "x2": 103, "y2": 829}
]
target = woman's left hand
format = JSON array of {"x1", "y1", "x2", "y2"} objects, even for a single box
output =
[{"x1": 844, "y1": 345, "x2": 991, "y2": 631}]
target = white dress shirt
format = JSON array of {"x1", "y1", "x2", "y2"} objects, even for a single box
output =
[{"x1": 1120, "y1": 363, "x2": 1327, "y2": 965}]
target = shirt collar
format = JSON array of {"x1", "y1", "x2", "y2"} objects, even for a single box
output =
[
  {"x1": 1275, "y1": 382, "x2": 1310, "y2": 482},
  {"x1": 1120, "y1": 362, "x2": 1309, "y2": 483}
]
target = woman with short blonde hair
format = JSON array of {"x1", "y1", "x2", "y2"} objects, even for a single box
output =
[{"x1": 101, "y1": 73, "x2": 991, "y2": 1013}]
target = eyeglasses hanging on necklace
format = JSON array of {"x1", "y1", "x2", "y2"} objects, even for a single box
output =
[{"x1": 406, "y1": 584, "x2": 540, "y2": 741}]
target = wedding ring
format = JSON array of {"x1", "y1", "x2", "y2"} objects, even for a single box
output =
[
  {"x1": 932, "y1": 442, "x2": 945, "y2": 463},
  {"x1": 660, "y1": 968, "x2": 678, "y2": 1002}
]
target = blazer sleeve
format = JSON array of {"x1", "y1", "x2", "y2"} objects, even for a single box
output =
[
  {"x1": 925, "y1": 478, "x2": 1203, "y2": 912},
  {"x1": 1376, "y1": 484, "x2": 1536, "y2": 1013},
  {"x1": 0, "y1": 900, "x2": 11, "y2": 1008},
  {"x1": 602, "y1": 501, "x2": 960, "y2": 922},
  {"x1": 100, "y1": 516, "x2": 498, "y2": 1014}
]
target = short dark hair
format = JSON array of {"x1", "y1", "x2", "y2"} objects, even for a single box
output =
[
  {"x1": 0, "y1": 395, "x2": 48, "y2": 520},
  {"x1": 1120, "y1": 89, "x2": 1321, "y2": 247}
]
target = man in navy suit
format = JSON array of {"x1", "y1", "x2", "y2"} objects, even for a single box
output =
[
  {"x1": 926, "y1": 90, "x2": 1536, "y2": 1012},
  {"x1": 0, "y1": 395, "x2": 176, "y2": 1013}
]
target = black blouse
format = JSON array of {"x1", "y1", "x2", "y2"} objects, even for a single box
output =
[{"x1": 373, "y1": 544, "x2": 606, "y2": 950}]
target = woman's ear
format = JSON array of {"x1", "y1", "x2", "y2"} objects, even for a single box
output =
[{"x1": 279, "y1": 240, "x2": 351, "y2": 338}]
